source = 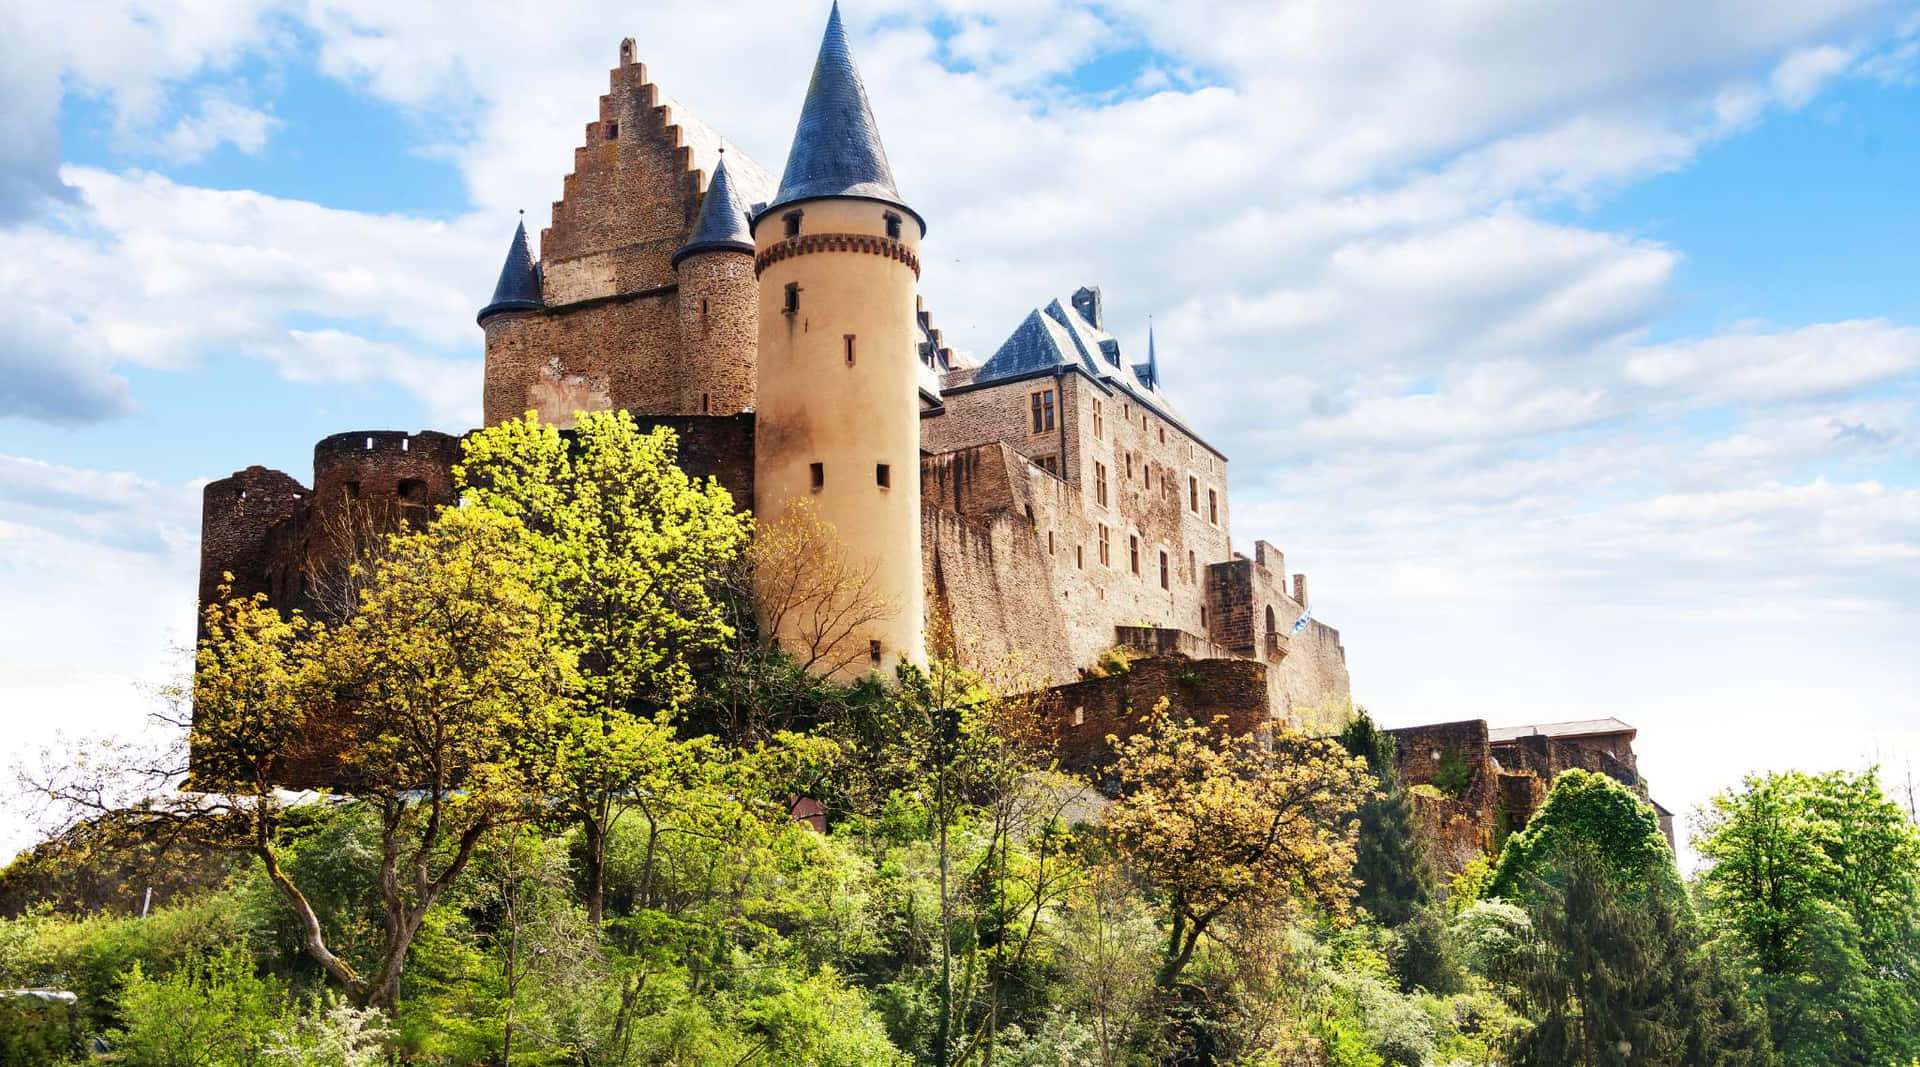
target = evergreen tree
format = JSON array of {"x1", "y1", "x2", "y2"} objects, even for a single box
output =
[
  {"x1": 1488, "y1": 769, "x2": 1679, "y2": 904},
  {"x1": 1336, "y1": 710, "x2": 1433, "y2": 926}
]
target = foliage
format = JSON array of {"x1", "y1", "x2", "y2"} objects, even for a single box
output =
[
  {"x1": 1104, "y1": 701, "x2": 1372, "y2": 988},
  {"x1": 1336, "y1": 711, "x2": 1433, "y2": 926},
  {"x1": 1693, "y1": 768, "x2": 1920, "y2": 1065},
  {"x1": 1095, "y1": 647, "x2": 1135, "y2": 677},
  {"x1": 0, "y1": 813, "x2": 238, "y2": 920},
  {"x1": 458, "y1": 411, "x2": 750, "y2": 927},
  {"x1": 1450, "y1": 899, "x2": 1532, "y2": 984},
  {"x1": 1430, "y1": 746, "x2": 1475, "y2": 800},
  {"x1": 1488, "y1": 769, "x2": 1680, "y2": 904},
  {"x1": 108, "y1": 941, "x2": 286, "y2": 1067},
  {"x1": 1507, "y1": 849, "x2": 1773, "y2": 1067},
  {"x1": 0, "y1": 992, "x2": 85, "y2": 1065},
  {"x1": 265, "y1": 995, "x2": 394, "y2": 1066}
]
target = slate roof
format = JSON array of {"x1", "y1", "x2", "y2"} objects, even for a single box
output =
[
  {"x1": 673, "y1": 156, "x2": 755, "y2": 265},
  {"x1": 763, "y1": 3, "x2": 915, "y2": 224},
  {"x1": 477, "y1": 219, "x2": 542, "y2": 323},
  {"x1": 963, "y1": 292, "x2": 1219, "y2": 455},
  {"x1": 1488, "y1": 718, "x2": 1638, "y2": 743}
]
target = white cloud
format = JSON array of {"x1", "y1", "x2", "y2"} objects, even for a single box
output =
[{"x1": 151, "y1": 89, "x2": 281, "y2": 162}]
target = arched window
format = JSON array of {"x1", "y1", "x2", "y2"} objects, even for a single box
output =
[{"x1": 1265, "y1": 605, "x2": 1277, "y2": 634}]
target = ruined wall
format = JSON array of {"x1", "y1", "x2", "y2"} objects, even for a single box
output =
[
  {"x1": 1042, "y1": 656, "x2": 1270, "y2": 777},
  {"x1": 199, "y1": 466, "x2": 310, "y2": 620},
  {"x1": 1206, "y1": 540, "x2": 1351, "y2": 726},
  {"x1": 1388, "y1": 720, "x2": 1504, "y2": 876}
]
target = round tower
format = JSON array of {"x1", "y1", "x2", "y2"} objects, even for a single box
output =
[
  {"x1": 672, "y1": 155, "x2": 758, "y2": 416},
  {"x1": 753, "y1": 2, "x2": 927, "y2": 680}
]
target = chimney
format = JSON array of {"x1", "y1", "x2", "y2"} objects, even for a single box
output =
[
  {"x1": 1292, "y1": 573, "x2": 1309, "y2": 609},
  {"x1": 1071, "y1": 286, "x2": 1103, "y2": 330}
]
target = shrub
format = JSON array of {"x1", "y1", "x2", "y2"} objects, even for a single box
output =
[{"x1": 109, "y1": 941, "x2": 286, "y2": 1067}]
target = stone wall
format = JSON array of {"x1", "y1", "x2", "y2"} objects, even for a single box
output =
[
  {"x1": 1041, "y1": 656, "x2": 1270, "y2": 777},
  {"x1": 1206, "y1": 540, "x2": 1350, "y2": 726}
]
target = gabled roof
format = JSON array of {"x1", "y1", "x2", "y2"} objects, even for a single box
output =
[
  {"x1": 1488, "y1": 718, "x2": 1638, "y2": 743},
  {"x1": 959, "y1": 290, "x2": 1223, "y2": 458},
  {"x1": 763, "y1": 3, "x2": 917, "y2": 225},
  {"x1": 477, "y1": 219, "x2": 542, "y2": 323},
  {"x1": 673, "y1": 156, "x2": 755, "y2": 266}
]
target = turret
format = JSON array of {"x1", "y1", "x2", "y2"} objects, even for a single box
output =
[
  {"x1": 752, "y1": 2, "x2": 927, "y2": 680},
  {"x1": 673, "y1": 156, "x2": 758, "y2": 415},
  {"x1": 477, "y1": 217, "x2": 543, "y2": 325}
]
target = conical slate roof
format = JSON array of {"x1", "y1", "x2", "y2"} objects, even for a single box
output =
[
  {"x1": 764, "y1": 3, "x2": 917, "y2": 225},
  {"x1": 477, "y1": 219, "x2": 543, "y2": 323},
  {"x1": 673, "y1": 156, "x2": 755, "y2": 266},
  {"x1": 1134, "y1": 326, "x2": 1160, "y2": 391}
]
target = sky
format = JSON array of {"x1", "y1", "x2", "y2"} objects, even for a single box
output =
[{"x1": 2, "y1": 0, "x2": 1918, "y2": 863}]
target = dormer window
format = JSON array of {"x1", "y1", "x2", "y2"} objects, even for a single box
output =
[
  {"x1": 784, "y1": 210, "x2": 802, "y2": 238},
  {"x1": 884, "y1": 212, "x2": 902, "y2": 240}
]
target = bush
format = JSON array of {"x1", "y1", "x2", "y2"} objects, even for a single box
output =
[
  {"x1": 109, "y1": 941, "x2": 287, "y2": 1067},
  {"x1": 1451, "y1": 899, "x2": 1532, "y2": 983},
  {"x1": 0, "y1": 992, "x2": 85, "y2": 1065}
]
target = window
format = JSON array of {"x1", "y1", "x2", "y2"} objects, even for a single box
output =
[
  {"x1": 1209, "y1": 489, "x2": 1218, "y2": 524},
  {"x1": 1125, "y1": 453, "x2": 1134, "y2": 481},
  {"x1": 701, "y1": 393, "x2": 710, "y2": 413},
  {"x1": 606, "y1": 122, "x2": 618, "y2": 139},
  {"x1": 700, "y1": 298, "x2": 709, "y2": 316},
  {"x1": 1201, "y1": 605, "x2": 1209, "y2": 628},
  {"x1": 1188, "y1": 549, "x2": 1196, "y2": 577},
  {"x1": 1092, "y1": 400, "x2": 1103, "y2": 439},
  {"x1": 1036, "y1": 455, "x2": 1058, "y2": 476},
  {"x1": 1095, "y1": 462, "x2": 1108, "y2": 507},
  {"x1": 1160, "y1": 551, "x2": 1170, "y2": 589},
  {"x1": 1030, "y1": 388, "x2": 1055, "y2": 433},
  {"x1": 1159, "y1": 426, "x2": 1166, "y2": 444},
  {"x1": 783, "y1": 210, "x2": 802, "y2": 237},
  {"x1": 1266, "y1": 605, "x2": 1277, "y2": 634},
  {"x1": 345, "y1": 480, "x2": 360, "y2": 500},
  {"x1": 397, "y1": 478, "x2": 426, "y2": 502},
  {"x1": 1129, "y1": 534, "x2": 1139, "y2": 575},
  {"x1": 1098, "y1": 524, "x2": 1110, "y2": 566},
  {"x1": 1048, "y1": 530, "x2": 1055, "y2": 554},
  {"x1": 884, "y1": 212, "x2": 902, "y2": 240},
  {"x1": 870, "y1": 640, "x2": 883, "y2": 668},
  {"x1": 1076, "y1": 545, "x2": 1084, "y2": 569},
  {"x1": 876, "y1": 463, "x2": 891, "y2": 488},
  {"x1": 784, "y1": 282, "x2": 800, "y2": 314},
  {"x1": 1189, "y1": 476, "x2": 1199, "y2": 512},
  {"x1": 1123, "y1": 402, "x2": 1130, "y2": 421},
  {"x1": 810, "y1": 462, "x2": 824, "y2": 491}
]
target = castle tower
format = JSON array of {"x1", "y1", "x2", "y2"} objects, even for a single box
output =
[
  {"x1": 753, "y1": 3, "x2": 927, "y2": 680},
  {"x1": 672, "y1": 156, "x2": 757, "y2": 415}
]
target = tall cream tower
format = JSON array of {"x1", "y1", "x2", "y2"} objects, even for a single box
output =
[{"x1": 753, "y1": 3, "x2": 927, "y2": 680}]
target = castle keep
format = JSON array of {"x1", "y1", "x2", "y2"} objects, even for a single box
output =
[{"x1": 200, "y1": 5, "x2": 1354, "y2": 726}]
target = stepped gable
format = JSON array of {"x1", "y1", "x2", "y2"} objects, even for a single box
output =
[{"x1": 539, "y1": 37, "x2": 774, "y2": 305}]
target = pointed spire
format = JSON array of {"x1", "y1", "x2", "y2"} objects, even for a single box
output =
[
  {"x1": 764, "y1": 3, "x2": 919, "y2": 228},
  {"x1": 673, "y1": 155, "x2": 755, "y2": 266},
  {"x1": 477, "y1": 216, "x2": 543, "y2": 324},
  {"x1": 1135, "y1": 320, "x2": 1161, "y2": 390}
]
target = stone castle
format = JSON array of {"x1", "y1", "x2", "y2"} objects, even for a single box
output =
[
  {"x1": 201, "y1": 5, "x2": 1351, "y2": 727},
  {"x1": 196, "y1": 6, "x2": 1665, "y2": 855}
]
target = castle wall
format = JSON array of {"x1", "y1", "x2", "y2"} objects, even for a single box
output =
[
  {"x1": 675, "y1": 252, "x2": 758, "y2": 415},
  {"x1": 1041, "y1": 656, "x2": 1270, "y2": 776},
  {"x1": 1207, "y1": 540, "x2": 1351, "y2": 726},
  {"x1": 199, "y1": 466, "x2": 310, "y2": 620}
]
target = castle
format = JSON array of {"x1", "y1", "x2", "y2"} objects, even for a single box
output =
[{"x1": 200, "y1": 5, "x2": 1352, "y2": 728}]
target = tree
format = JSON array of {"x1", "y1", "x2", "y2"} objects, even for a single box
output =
[
  {"x1": 1336, "y1": 710, "x2": 1432, "y2": 926},
  {"x1": 748, "y1": 499, "x2": 897, "y2": 677},
  {"x1": 1694, "y1": 769, "x2": 1920, "y2": 1064},
  {"x1": 457, "y1": 410, "x2": 750, "y2": 926},
  {"x1": 1508, "y1": 849, "x2": 1773, "y2": 1067},
  {"x1": 1103, "y1": 702, "x2": 1372, "y2": 988},
  {"x1": 34, "y1": 506, "x2": 574, "y2": 1014},
  {"x1": 1487, "y1": 769, "x2": 1678, "y2": 904}
]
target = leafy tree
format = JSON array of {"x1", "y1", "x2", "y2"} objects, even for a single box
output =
[
  {"x1": 1488, "y1": 769, "x2": 1679, "y2": 903},
  {"x1": 1336, "y1": 710, "x2": 1433, "y2": 926},
  {"x1": 1508, "y1": 849, "x2": 1772, "y2": 1067},
  {"x1": 1694, "y1": 768, "x2": 1920, "y2": 1064},
  {"x1": 457, "y1": 410, "x2": 750, "y2": 925},
  {"x1": 1103, "y1": 701, "x2": 1371, "y2": 988}
]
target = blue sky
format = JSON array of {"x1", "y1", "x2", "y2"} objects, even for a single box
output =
[{"x1": 3, "y1": 0, "x2": 1919, "y2": 858}]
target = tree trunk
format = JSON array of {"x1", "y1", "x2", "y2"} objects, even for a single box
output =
[{"x1": 584, "y1": 811, "x2": 606, "y2": 927}]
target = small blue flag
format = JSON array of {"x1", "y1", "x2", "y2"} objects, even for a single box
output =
[{"x1": 1290, "y1": 607, "x2": 1312, "y2": 634}]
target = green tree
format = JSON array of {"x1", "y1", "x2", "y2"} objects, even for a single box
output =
[
  {"x1": 1508, "y1": 850, "x2": 1772, "y2": 1067},
  {"x1": 1488, "y1": 769, "x2": 1678, "y2": 903},
  {"x1": 457, "y1": 410, "x2": 750, "y2": 926},
  {"x1": 1336, "y1": 710, "x2": 1432, "y2": 926},
  {"x1": 1104, "y1": 702, "x2": 1372, "y2": 989},
  {"x1": 1694, "y1": 768, "x2": 1920, "y2": 1064}
]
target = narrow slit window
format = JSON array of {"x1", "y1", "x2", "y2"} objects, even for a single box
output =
[
  {"x1": 701, "y1": 393, "x2": 710, "y2": 413},
  {"x1": 1160, "y1": 551, "x2": 1170, "y2": 589},
  {"x1": 784, "y1": 282, "x2": 800, "y2": 314},
  {"x1": 1189, "y1": 476, "x2": 1199, "y2": 512},
  {"x1": 876, "y1": 463, "x2": 891, "y2": 488},
  {"x1": 1209, "y1": 489, "x2": 1219, "y2": 524},
  {"x1": 1077, "y1": 545, "x2": 1084, "y2": 569},
  {"x1": 870, "y1": 639, "x2": 883, "y2": 668},
  {"x1": 845, "y1": 334, "x2": 856, "y2": 364},
  {"x1": 1129, "y1": 534, "x2": 1140, "y2": 576},
  {"x1": 784, "y1": 210, "x2": 802, "y2": 237},
  {"x1": 884, "y1": 212, "x2": 902, "y2": 240},
  {"x1": 810, "y1": 462, "x2": 824, "y2": 491},
  {"x1": 700, "y1": 298, "x2": 709, "y2": 316}
]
